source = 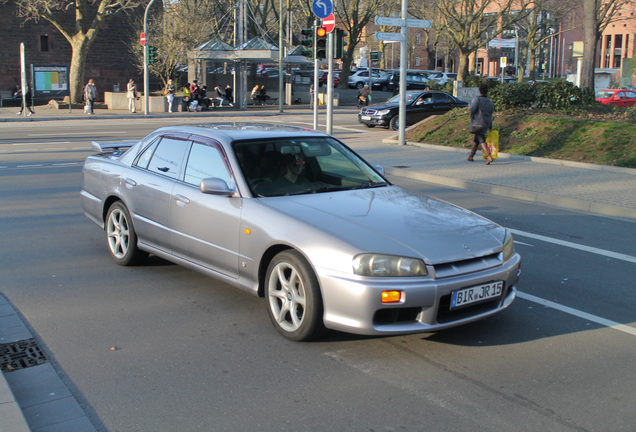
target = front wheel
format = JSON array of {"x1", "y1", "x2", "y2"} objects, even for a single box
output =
[
  {"x1": 265, "y1": 250, "x2": 325, "y2": 341},
  {"x1": 356, "y1": 82, "x2": 364, "y2": 90},
  {"x1": 105, "y1": 201, "x2": 148, "y2": 266},
  {"x1": 389, "y1": 116, "x2": 400, "y2": 131},
  {"x1": 365, "y1": 124, "x2": 376, "y2": 128}
]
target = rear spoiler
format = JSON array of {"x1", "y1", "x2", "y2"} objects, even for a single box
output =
[{"x1": 91, "y1": 140, "x2": 138, "y2": 153}]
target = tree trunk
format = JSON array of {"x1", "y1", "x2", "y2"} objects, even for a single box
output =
[
  {"x1": 580, "y1": 0, "x2": 598, "y2": 89},
  {"x1": 456, "y1": 51, "x2": 470, "y2": 82},
  {"x1": 69, "y1": 36, "x2": 93, "y2": 104}
]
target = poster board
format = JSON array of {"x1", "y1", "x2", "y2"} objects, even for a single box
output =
[{"x1": 31, "y1": 64, "x2": 70, "y2": 98}]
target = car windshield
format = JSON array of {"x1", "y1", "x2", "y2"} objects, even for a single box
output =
[
  {"x1": 595, "y1": 90, "x2": 615, "y2": 99},
  {"x1": 233, "y1": 137, "x2": 388, "y2": 197},
  {"x1": 386, "y1": 92, "x2": 422, "y2": 104}
]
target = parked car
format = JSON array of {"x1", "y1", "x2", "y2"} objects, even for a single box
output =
[
  {"x1": 387, "y1": 71, "x2": 430, "y2": 92},
  {"x1": 319, "y1": 70, "x2": 341, "y2": 87},
  {"x1": 348, "y1": 70, "x2": 390, "y2": 91},
  {"x1": 426, "y1": 71, "x2": 457, "y2": 85},
  {"x1": 81, "y1": 123, "x2": 520, "y2": 341},
  {"x1": 595, "y1": 89, "x2": 636, "y2": 107},
  {"x1": 358, "y1": 90, "x2": 469, "y2": 130}
]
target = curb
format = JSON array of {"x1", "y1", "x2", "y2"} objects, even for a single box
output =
[{"x1": 380, "y1": 139, "x2": 636, "y2": 220}]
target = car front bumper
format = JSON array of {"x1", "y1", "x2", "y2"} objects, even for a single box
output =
[
  {"x1": 358, "y1": 114, "x2": 390, "y2": 127},
  {"x1": 316, "y1": 254, "x2": 521, "y2": 335}
]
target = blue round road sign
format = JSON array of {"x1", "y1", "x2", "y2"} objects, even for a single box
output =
[{"x1": 312, "y1": 0, "x2": 333, "y2": 19}]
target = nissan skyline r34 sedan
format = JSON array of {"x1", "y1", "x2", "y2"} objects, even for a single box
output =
[{"x1": 81, "y1": 123, "x2": 521, "y2": 341}]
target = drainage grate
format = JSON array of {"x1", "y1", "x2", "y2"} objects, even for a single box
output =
[{"x1": 0, "y1": 338, "x2": 49, "y2": 372}]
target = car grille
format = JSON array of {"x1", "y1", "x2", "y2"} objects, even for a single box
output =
[
  {"x1": 432, "y1": 253, "x2": 501, "y2": 279},
  {"x1": 360, "y1": 108, "x2": 379, "y2": 115}
]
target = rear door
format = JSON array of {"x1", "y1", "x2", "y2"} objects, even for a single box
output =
[{"x1": 127, "y1": 134, "x2": 190, "y2": 252}]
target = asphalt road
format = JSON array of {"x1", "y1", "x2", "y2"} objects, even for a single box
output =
[{"x1": 1, "y1": 116, "x2": 635, "y2": 432}]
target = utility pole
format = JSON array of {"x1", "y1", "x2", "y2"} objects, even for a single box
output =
[{"x1": 143, "y1": 0, "x2": 156, "y2": 116}]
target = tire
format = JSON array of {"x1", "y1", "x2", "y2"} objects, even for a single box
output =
[
  {"x1": 265, "y1": 250, "x2": 325, "y2": 341},
  {"x1": 356, "y1": 82, "x2": 364, "y2": 90},
  {"x1": 365, "y1": 124, "x2": 376, "y2": 128},
  {"x1": 389, "y1": 116, "x2": 399, "y2": 131},
  {"x1": 381, "y1": 84, "x2": 389, "y2": 92},
  {"x1": 105, "y1": 201, "x2": 148, "y2": 266}
]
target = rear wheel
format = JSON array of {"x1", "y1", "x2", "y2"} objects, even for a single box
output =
[
  {"x1": 105, "y1": 201, "x2": 148, "y2": 266},
  {"x1": 356, "y1": 82, "x2": 364, "y2": 89},
  {"x1": 265, "y1": 250, "x2": 325, "y2": 341}
]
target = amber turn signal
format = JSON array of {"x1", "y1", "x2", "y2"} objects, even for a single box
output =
[{"x1": 381, "y1": 291, "x2": 402, "y2": 303}]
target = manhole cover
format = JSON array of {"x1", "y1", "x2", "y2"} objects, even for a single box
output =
[{"x1": 0, "y1": 338, "x2": 48, "y2": 372}]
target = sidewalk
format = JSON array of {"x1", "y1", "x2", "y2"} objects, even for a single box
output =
[{"x1": 1, "y1": 102, "x2": 636, "y2": 431}]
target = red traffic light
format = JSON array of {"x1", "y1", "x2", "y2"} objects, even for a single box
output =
[{"x1": 316, "y1": 27, "x2": 327, "y2": 37}]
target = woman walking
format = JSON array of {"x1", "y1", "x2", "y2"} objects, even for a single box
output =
[{"x1": 467, "y1": 84, "x2": 494, "y2": 165}]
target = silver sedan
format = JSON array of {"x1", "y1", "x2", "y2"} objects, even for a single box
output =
[{"x1": 81, "y1": 123, "x2": 521, "y2": 341}]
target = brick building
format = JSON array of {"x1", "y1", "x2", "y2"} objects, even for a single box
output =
[{"x1": 0, "y1": 3, "x2": 145, "y2": 102}]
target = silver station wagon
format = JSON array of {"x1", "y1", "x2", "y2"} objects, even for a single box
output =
[{"x1": 81, "y1": 123, "x2": 521, "y2": 341}]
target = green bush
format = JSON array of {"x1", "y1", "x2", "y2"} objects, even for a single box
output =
[
  {"x1": 627, "y1": 105, "x2": 636, "y2": 123},
  {"x1": 535, "y1": 81, "x2": 595, "y2": 109},
  {"x1": 490, "y1": 82, "x2": 536, "y2": 109}
]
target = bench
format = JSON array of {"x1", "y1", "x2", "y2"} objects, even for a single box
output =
[{"x1": 1, "y1": 90, "x2": 16, "y2": 107}]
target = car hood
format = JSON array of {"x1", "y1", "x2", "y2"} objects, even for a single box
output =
[
  {"x1": 363, "y1": 101, "x2": 400, "y2": 111},
  {"x1": 262, "y1": 186, "x2": 504, "y2": 265}
]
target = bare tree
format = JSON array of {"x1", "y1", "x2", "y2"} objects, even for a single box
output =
[
  {"x1": 514, "y1": 0, "x2": 579, "y2": 80},
  {"x1": 580, "y1": 0, "x2": 631, "y2": 89},
  {"x1": 5, "y1": 0, "x2": 144, "y2": 102},
  {"x1": 435, "y1": 0, "x2": 528, "y2": 82},
  {"x1": 335, "y1": 0, "x2": 384, "y2": 86}
]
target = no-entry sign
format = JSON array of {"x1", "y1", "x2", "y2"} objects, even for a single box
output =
[
  {"x1": 140, "y1": 32, "x2": 146, "y2": 46},
  {"x1": 322, "y1": 13, "x2": 335, "y2": 33}
]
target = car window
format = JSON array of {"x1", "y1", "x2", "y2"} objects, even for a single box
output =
[
  {"x1": 184, "y1": 142, "x2": 232, "y2": 187},
  {"x1": 434, "y1": 93, "x2": 454, "y2": 104},
  {"x1": 417, "y1": 94, "x2": 433, "y2": 104},
  {"x1": 626, "y1": 91, "x2": 636, "y2": 99},
  {"x1": 145, "y1": 137, "x2": 189, "y2": 179}
]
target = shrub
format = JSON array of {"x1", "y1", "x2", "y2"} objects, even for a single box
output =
[{"x1": 490, "y1": 82, "x2": 536, "y2": 109}]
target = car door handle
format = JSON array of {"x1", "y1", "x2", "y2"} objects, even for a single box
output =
[
  {"x1": 123, "y1": 177, "x2": 137, "y2": 188},
  {"x1": 174, "y1": 194, "x2": 190, "y2": 206}
]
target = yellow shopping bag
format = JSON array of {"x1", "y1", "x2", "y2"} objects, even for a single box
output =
[{"x1": 483, "y1": 130, "x2": 499, "y2": 160}]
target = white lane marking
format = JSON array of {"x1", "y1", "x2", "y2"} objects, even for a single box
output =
[
  {"x1": 27, "y1": 131, "x2": 128, "y2": 136},
  {"x1": 52, "y1": 162, "x2": 80, "y2": 166},
  {"x1": 510, "y1": 228, "x2": 636, "y2": 264},
  {"x1": 17, "y1": 164, "x2": 44, "y2": 168},
  {"x1": 11, "y1": 142, "x2": 72, "y2": 146},
  {"x1": 517, "y1": 292, "x2": 636, "y2": 337},
  {"x1": 514, "y1": 241, "x2": 533, "y2": 247}
]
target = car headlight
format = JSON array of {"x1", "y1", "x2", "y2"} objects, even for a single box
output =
[
  {"x1": 376, "y1": 109, "x2": 390, "y2": 116},
  {"x1": 353, "y1": 254, "x2": 428, "y2": 277},
  {"x1": 502, "y1": 230, "x2": 515, "y2": 262}
]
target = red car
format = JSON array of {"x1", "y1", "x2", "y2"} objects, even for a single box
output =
[
  {"x1": 595, "y1": 89, "x2": 636, "y2": 107},
  {"x1": 319, "y1": 70, "x2": 340, "y2": 87}
]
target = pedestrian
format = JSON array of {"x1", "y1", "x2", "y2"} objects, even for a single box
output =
[
  {"x1": 126, "y1": 79, "x2": 137, "y2": 113},
  {"x1": 250, "y1": 84, "x2": 260, "y2": 104},
  {"x1": 224, "y1": 84, "x2": 234, "y2": 106},
  {"x1": 84, "y1": 79, "x2": 97, "y2": 115},
  {"x1": 182, "y1": 83, "x2": 191, "y2": 112},
  {"x1": 357, "y1": 84, "x2": 370, "y2": 108},
  {"x1": 467, "y1": 84, "x2": 494, "y2": 165},
  {"x1": 214, "y1": 85, "x2": 225, "y2": 106},
  {"x1": 259, "y1": 85, "x2": 268, "y2": 105},
  {"x1": 15, "y1": 81, "x2": 35, "y2": 116},
  {"x1": 190, "y1": 80, "x2": 200, "y2": 102},
  {"x1": 309, "y1": 83, "x2": 315, "y2": 108},
  {"x1": 165, "y1": 78, "x2": 175, "y2": 113}
]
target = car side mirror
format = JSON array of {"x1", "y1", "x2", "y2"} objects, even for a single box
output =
[
  {"x1": 374, "y1": 165, "x2": 385, "y2": 175},
  {"x1": 200, "y1": 177, "x2": 236, "y2": 196}
]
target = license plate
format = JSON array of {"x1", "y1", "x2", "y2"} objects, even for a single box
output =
[
  {"x1": 451, "y1": 281, "x2": 503, "y2": 309},
  {"x1": 361, "y1": 115, "x2": 371, "y2": 120}
]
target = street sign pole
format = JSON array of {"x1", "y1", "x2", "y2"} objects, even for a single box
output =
[
  {"x1": 143, "y1": 0, "x2": 156, "y2": 116},
  {"x1": 326, "y1": 31, "x2": 334, "y2": 135},
  {"x1": 313, "y1": 20, "x2": 319, "y2": 130},
  {"x1": 398, "y1": 0, "x2": 408, "y2": 145},
  {"x1": 20, "y1": 43, "x2": 26, "y2": 117}
]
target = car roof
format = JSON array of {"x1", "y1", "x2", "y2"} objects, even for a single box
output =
[{"x1": 151, "y1": 123, "x2": 325, "y2": 143}]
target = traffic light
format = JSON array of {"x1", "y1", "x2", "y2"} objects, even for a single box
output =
[
  {"x1": 316, "y1": 27, "x2": 327, "y2": 60},
  {"x1": 148, "y1": 46, "x2": 158, "y2": 64},
  {"x1": 334, "y1": 28, "x2": 347, "y2": 59},
  {"x1": 300, "y1": 28, "x2": 314, "y2": 58}
]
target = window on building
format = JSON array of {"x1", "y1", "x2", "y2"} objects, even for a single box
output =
[
  {"x1": 416, "y1": 33, "x2": 421, "y2": 45},
  {"x1": 415, "y1": 56, "x2": 421, "y2": 66},
  {"x1": 40, "y1": 35, "x2": 49, "y2": 52}
]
